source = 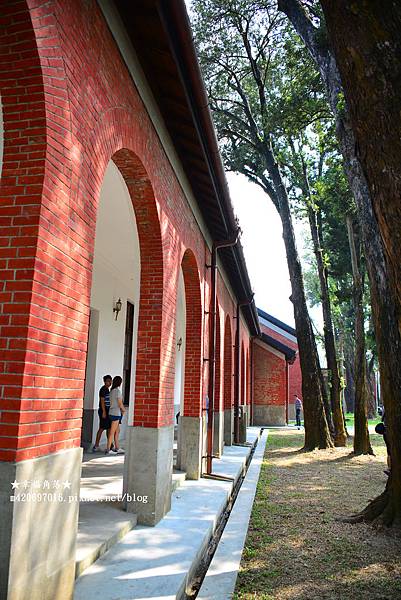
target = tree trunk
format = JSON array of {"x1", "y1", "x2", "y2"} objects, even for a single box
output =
[
  {"x1": 308, "y1": 205, "x2": 346, "y2": 445},
  {"x1": 280, "y1": 0, "x2": 401, "y2": 527},
  {"x1": 346, "y1": 215, "x2": 373, "y2": 456},
  {"x1": 320, "y1": 0, "x2": 401, "y2": 529},
  {"x1": 366, "y1": 357, "x2": 377, "y2": 419},
  {"x1": 344, "y1": 341, "x2": 355, "y2": 413},
  {"x1": 266, "y1": 153, "x2": 333, "y2": 450}
]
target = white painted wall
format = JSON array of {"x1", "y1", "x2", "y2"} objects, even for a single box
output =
[
  {"x1": 85, "y1": 160, "x2": 140, "y2": 443},
  {"x1": 174, "y1": 268, "x2": 186, "y2": 422}
]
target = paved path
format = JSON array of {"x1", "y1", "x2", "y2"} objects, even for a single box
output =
[
  {"x1": 74, "y1": 428, "x2": 262, "y2": 600},
  {"x1": 197, "y1": 429, "x2": 268, "y2": 599}
]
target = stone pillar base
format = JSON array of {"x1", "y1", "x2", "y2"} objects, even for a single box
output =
[
  {"x1": 224, "y1": 408, "x2": 233, "y2": 445},
  {"x1": 0, "y1": 447, "x2": 82, "y2": 600},
  {"x1": 178, "y1": 416, "x2": 202, "y2": 480},
  {"x1": 253, "y1": 404, "x2": 286, "y2": 426},
  {"x1": 212, "y1": 411, "x2": 224, "y2": 458},
  {"x1": 239, "y1": 405, "x2": 247, "y2": 443},
  {"x1": 124, "y1": 425, "x2": 173, "y2": 526}
]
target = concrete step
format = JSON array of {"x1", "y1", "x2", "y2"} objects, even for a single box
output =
[
  {"x1": 172, "y1": 468, "x2": 186, "y2": 493},
  {"x1": 75, "y1": 501, "x2": 137, "y2": 578}
]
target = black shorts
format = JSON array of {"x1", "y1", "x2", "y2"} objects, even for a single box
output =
[{"x1": 98, "y1": 408, "x2": 111, "y2": 430}]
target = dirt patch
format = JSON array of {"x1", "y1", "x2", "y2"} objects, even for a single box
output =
[{"x1": 234, "y1": 428, "x2": 401, "y2": 600}]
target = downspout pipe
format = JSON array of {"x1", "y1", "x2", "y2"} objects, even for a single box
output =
[
  {"x1": 250, "y1": 337, "x2": 255, "y2": 425},
  {"x1": 234, "y1": 297, "x2": 254, "y2": 443},
  {"x1": 206, "y1": 229, "x2": 241, "y2": 475}
]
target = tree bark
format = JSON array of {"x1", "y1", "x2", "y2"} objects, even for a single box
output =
[
  {"x1": 308, "y1": 204, "x2": 346, "y2": 445},
  {"x1": 346, "y1": 215, "x2": 373, "y2": 455},
  {"x1": 279, "y1": 0, "x2": 401, "y2": 526},
  {"x1": 265, "y1": 152, "x2": 333, "y2": 450},
  {"x1": 344, "y1": 341, "x2": 355, "y2": 413},
  {"x1": 319, "y1": 0, "x2": 401, "y2": 528}
]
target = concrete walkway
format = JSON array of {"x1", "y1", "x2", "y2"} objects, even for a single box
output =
[
  {"x1": 76, "y1": 452, "x2": 185, "y2": 577},
  {"x1": 197, "y1": 429, "x2": 268, "y2": 599},
  {"x1": 74, "y1": 427, "x2": 262, "y2": 600}
]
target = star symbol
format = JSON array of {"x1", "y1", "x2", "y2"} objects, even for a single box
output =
[
  {"x1": 11, "y1": 480, "x2": 19, "y2": 489},
  {"x1": 62, "y1": 480, "x2": 71, "y2": 489}
]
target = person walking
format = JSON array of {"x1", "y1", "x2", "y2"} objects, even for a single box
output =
[
  {"x1": 106, "y1": 376, "x2": 125, "y2": 454},
  {"x1": 294, "y1": 394, "x2": 303, "y2": 429},
  {"x1": 92, "y1": 374, "x2": 112, "y2": 452}
]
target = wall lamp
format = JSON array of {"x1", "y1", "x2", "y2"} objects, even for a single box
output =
[
  {"x1": 177, "y1": 337, "x2": 183, "y2": 351},
  {"x1": 113, "y1": 298, "x2": 122, "y2": 321}
]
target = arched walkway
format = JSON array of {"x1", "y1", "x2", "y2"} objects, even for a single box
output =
[{"x1": 177, "y1": 248, "x2": 203, "y2": 479}]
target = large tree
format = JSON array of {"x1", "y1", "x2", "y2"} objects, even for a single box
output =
[
  {"x1": 280, "y1": 0, "x2": 401, "y2": 525},
  {"x1": 191, "y1": 0, "x2": 332, "y2": 449}
]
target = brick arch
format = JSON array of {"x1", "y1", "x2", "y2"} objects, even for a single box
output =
[
  {"x1": 181, "y1": 248, "x2": 202, "y2": 417},
  {"x1": 241, "y1": 341, "x2": 246, "y2": 405},
  {"x1": 223, "y1": 316, "x2": 233, "y2": 410},
  {"x1": 109, "y1": 149, "x2": 164, "y2": 428},
  {"x1": 0, "y1": 2, "x2": 48, "y2": 460}
]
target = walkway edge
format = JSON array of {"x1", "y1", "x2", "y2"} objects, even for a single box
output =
[{"x1": 197, "y1": 429, "x2": 268, "y2": 600}]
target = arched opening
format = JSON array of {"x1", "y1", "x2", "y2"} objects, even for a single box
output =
[
  {"x1": 78, "y1": 159, "x2": 142, "y2": 572},
  {"x1": 177, "y1": 249, "x2": 203, "y2": 479},
  {"x1": 81, "y1": 159, "x2": 141, "y2": 450},
  {"x1": 78, "y1": 148, "x2": 164, "y2": 566},
  {"x1": 223, "y1": 316, "x2": 233, "y2": 445},
  {"x1": 213, "y1": 303, "x2": 224, "y2": 456}
]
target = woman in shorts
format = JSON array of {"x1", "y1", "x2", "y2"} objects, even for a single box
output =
[{"x1": 106, "y1": 376, "x2": 125, "y2": 454}]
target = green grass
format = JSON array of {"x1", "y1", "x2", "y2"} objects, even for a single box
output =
[
  {"x1": 344, "y1": 411, "x2": 382, "y2": 427},
  {"x1": 233, "y1": 429, "x2": 400, "y2": 600}
]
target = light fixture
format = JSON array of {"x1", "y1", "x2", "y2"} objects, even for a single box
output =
[
  {"x1": 113, "y1": 298, "x2": 122, "y2": 321},
  {"x1": 177, "y1": 337, "x2": 183, "y2": 351}
]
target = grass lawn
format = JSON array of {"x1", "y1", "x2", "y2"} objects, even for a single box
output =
[
  {"x1": 234, "y1": 429, "x2": 401, "y2": 600},
  {"x1": 344, "y1": 412, "x2": 382, "y2": 428}
]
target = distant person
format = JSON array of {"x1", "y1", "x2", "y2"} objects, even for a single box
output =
[
  {"x1": 294, "y1": 394, "x2": 303, "y2": 429},
  {"x1": 92, "y1": 374, "x2": 112, "y2": 452},
  {"x1": 106, "y1": 376, "x2": 125, "y2": 455}
]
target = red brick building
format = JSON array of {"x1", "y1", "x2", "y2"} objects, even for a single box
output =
[
  {"x1": 0, "y1": 2, "x2": 260, "y2": 598},
  {"x1": 0, "y1": 1, "x2": 307, "y2": 597},
  {"x1": 253, "y1": 308, "x2": 302, "y2": 425}
]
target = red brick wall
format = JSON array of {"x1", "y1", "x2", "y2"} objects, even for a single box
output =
[
  {"x1": 0, "y1": 0, "x2": 250, "y2": 461},
  {"x1": 254, "y1": 343, "x2": 286, "y2": 407},
  {"x1": 259, "y1": 321, "x2": 302, "y2": 408},
  {"x1": 223, "y1": 315, "x2": 233, "y2": 410}
]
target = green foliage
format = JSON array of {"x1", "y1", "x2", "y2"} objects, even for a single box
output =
[{"x1": 190, "y1": 0, "x2": 377, "y2": 366}]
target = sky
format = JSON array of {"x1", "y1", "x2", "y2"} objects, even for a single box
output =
[{"x1": 228, "y1": 172, "x2": 324, "y2": 337}]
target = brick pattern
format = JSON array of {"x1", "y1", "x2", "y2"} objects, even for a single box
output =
[
  {"x1": 223, "y1": 315, "x2": 233, "y2": 410},
  {"x1": 259, "y1": 321, "x2": 302, "y2": 409},
  {"x1": 240, "y1": 341, "x2": 245, "y2": 405},
  {"x1": 254, "y1": 343, "x2": 286, "y2": 407},
  {"x1": 181, "y1": 249, "x2": 202, "y2": 418},
  {"x1": 0, "y1": 1, "x2": 248, "y2": 461}
]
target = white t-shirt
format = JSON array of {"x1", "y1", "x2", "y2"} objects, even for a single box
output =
[{"x1": 109, "y1": 388, "x2": 123, "y2": 416}]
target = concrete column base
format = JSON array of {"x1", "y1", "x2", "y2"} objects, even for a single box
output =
[
  {"x1": 0, "y1": 447, "x2": 82, "y2": 600},
  {"x1": 178, "y1": 416, "x2": 202, "y2": 480},
  {"x1": 224, "y1": 408, "x2": 233, "y2": 446},
  {"x1": 212, "y1": 411, "x2": 224, "y2": 458},
  {"x1": 239, "y1": 405, "x2": 247, "y2": 443},
  {"x1": 253, "y1": 404, "x2": 286, "y2": 426},
  {"x1": 81, "y1": 408, "x2": 95, "y2": 449},
  {"x1": 124, "y1": 425, "x2": 173, "y2": 526}
]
